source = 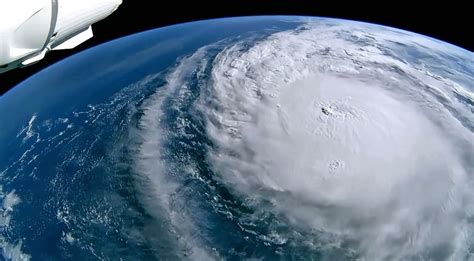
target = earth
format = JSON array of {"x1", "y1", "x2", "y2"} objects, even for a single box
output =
[{"x1": 0, "y1": 16, "x2": 473, "y2": 260}]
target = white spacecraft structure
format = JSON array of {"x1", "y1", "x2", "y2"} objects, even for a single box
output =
[{"x1": 0, "y1": 0, "x2": 122, "y2": 73}]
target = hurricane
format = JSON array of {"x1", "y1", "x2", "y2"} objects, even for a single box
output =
[{"x1": 0, "y1": 17, "x2": 472, "y2": 260}]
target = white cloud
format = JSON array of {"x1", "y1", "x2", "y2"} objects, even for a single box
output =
[{"x1": 196, "y1": 21, "x2": 474, "y2": 259}]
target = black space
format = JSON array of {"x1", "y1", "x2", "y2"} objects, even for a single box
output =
[{"x1": 0, "y1": 0, "x2": 472, "y2": 96}]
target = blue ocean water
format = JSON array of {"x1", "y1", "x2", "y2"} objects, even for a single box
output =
[{"x1": 0, "y1": 17, "x2": 304, "y2": 260}]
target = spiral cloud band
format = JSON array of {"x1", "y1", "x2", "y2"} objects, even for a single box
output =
[{"x1": 126, "y1": 19, "x2": 474, "y2": 260}]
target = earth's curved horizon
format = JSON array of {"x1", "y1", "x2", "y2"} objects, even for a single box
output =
[{"x1": 0, "y1": 16, "x2": 473, "y2": 260}]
